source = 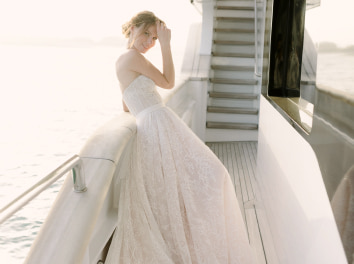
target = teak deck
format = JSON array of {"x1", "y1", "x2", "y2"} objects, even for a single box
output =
[{"x1": 207, "y1": 141, "x2": 278, "y2": 264}]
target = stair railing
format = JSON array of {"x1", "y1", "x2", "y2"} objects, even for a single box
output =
[{"x1": 254, "y1": 0, "x2": 262, "y2": 77}]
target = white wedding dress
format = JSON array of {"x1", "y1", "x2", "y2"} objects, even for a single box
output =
[{"x1": 105, "y1": 75, "x2": 255, "y2": 264}]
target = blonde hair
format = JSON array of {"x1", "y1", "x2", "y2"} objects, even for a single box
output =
[{"x1": 122, "y1": 11, "x2": 164, "y2": 48}]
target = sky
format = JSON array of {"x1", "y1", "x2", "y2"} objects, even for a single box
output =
[
  {"x1": 0, "y1": 0, "x2": 353, "y2": 47},
  {"x1": 305, "y1": 0, "x2": 354, "y2": 47},
  {"x1": 0, "y1": 0, "x2": 200, "y2": 43}
]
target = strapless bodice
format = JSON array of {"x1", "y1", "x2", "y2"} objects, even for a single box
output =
[{"x1": 123, "y1": 75, "x2": 164, "y2": 117}]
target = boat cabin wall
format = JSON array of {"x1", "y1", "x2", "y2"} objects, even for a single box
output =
[
  {"x1": 256, "y1": 0, "x2": 353, "y2": 263},
  {"x1": 257, "y1": 95, "x2": 347, "y2": 264}
]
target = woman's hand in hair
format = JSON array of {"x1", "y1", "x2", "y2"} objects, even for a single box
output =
[{"x1": 156, "y1": 21, "x2": 171, "y2": 47}]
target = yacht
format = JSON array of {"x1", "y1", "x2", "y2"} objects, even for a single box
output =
[{"x1": 1, "y1": 0, "x2": 353, "y2": 263}]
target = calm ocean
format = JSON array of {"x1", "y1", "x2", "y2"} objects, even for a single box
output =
[{"x1": 0, "y1": 44, "x2": 353, "y2": 262}]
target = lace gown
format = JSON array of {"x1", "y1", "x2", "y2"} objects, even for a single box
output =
[{"x1": 105, "y1": 75, "x2": 255, "y2": 264}]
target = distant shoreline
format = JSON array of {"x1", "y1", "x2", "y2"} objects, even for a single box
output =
[
  {"x1": 318, "y1": 42, "x2": 354, "y2": 54},
  {"x1": 1, "y1": 37, "x2": 353, "y2": 55}
]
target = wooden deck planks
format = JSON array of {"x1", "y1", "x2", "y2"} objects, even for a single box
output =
[
  {"x1": 237, "y1": 142, "x2": 266, "y2": 264},
  {"x1": 207, "y1": 141, "x2": 278, "y2": 264}
]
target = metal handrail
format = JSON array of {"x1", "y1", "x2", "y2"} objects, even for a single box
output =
[
  {"x1": 0, "y1": 155, "x2": 86, "y2": 225},
  {"x1": 254, "y1": 0, "x2": 262, "y2": 77}
]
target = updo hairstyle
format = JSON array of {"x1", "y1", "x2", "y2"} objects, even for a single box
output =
[{"x1": 122, "y1": 11, "x2": 164, "y2": 48}]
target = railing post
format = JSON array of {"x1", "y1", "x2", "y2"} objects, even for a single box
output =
[
  {"x1": 72, "y1": 160, "x2": 87, "y2": 193},
  {"x1": 0, "y1": 155, "x2": 87, "y2": 225}
]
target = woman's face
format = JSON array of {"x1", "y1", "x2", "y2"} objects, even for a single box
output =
[{"x1": 131, "y1": 24, "x2": 157, "y2": 53}]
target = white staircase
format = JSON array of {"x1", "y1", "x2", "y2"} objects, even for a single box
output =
[{"x1": 205, "y1": 0, "x2": 260, "y2": 142}]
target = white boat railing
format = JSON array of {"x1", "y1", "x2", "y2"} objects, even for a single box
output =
[
  {"x1": 0, "y1": 155, "x2": 86, "y2": 225},
  {"x1": 21, "y1": 77, "x2": 206, "y2": 263}
]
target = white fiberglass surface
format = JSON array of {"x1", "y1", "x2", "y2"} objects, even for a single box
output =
[{"x1": 256, "y1": 96, "x2": 347, "y2": 264}]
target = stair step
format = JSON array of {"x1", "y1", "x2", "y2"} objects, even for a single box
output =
[
  {"x1": 207, "y1": 111, "x2": 258, "y2": 124},
  {"x1": 214, "y1": 28, "x2": 254, "y2": 33},
  {"x1": 209, "y1": 91, "x2": 258, "y2": 99},
  {"x1": 207, "y1": 106, "x2": 258, "y2": 115},
  {"x1": 211, "y1": 70, "x2": 256, "y2": 80},
  {"x1": 211, "y1": 83, "x2": 259, "y2": 94},
  {"x1": 206, "y1": 122, "x2": 258, "y2": 130},
  {"x1": 212, "y1": 52, "x2": 254, "y2": 58},
  {"x1": 210, "y1": 78, "x2": 258, "y2": 85},
  {"x1": 211, "y1": 55, "x2": 255, "y2": 67},
  {"x1": 205, "y1": 128, "x2": 258, "y2": 142},
  {"x1": 213, "y1": 44, "x2": 255, "y2": 54},
  {"x1": 216, "y1": 17, "x2": 254, "y2": 22},
  {"x1": 216, "y1": 0, "x2": 254, "y2": 7},
  {"x1": 214, "y1": 40, "x2": 254, "y2": 46},
  {"x1": 213, "y1": 31, "x2": 254, "y2": 42},
  {"x1": 216, "y1": 6, "x2": 254, "y2": 11},
  {"x1": 215, "y1": 10, "x2": 255, "y2": 19},
  {"x1": 211, "y1": 65, "x2": 254, "y2": 71},
  {"x1": 215, "y1": 22, "x2": 254, "y2": 32}
]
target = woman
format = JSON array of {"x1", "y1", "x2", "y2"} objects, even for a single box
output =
[{"x1": 105, "y1": 11, "x2": 256, "y2": 264}]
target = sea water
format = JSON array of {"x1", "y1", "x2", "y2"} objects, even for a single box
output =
[
  {"x1": 0, "y1": 45, "x2": 353, "y2": 262},
  {"x1": 0, "y1": 44, "x2": 126, "y2": 262},
  {"x1": 317, "y1": 52, "x2": 354, "y2": 94}
]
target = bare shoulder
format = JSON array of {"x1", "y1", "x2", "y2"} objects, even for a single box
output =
[
  {"x1": 116, "y1": 50, "x2": 143, "y2": 89},
  {"x1": 117, "y1": 49, "x2": 144, "y2": 67}
]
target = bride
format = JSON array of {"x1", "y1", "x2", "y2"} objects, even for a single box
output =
[{"x1": 105, "y1": 11, "x2": 256, "y2": 264}]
